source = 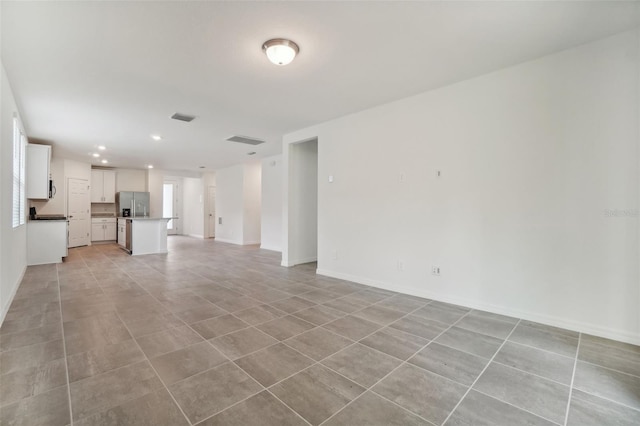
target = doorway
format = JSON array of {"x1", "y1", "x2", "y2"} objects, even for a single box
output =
[
  {"x1": 67, "y1": 178, "x2": 90, "y2": 248},
  {"x1": 163, "y1": 180, "x2": 180, "y2": 235},
  {"x1": 287, "y1": 138, "x2": 318, "y2": 265},
  {"x1": 207, "y1": 186, "x2": 216, "y2": 238}
]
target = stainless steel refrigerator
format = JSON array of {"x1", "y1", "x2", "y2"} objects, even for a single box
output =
[{"x1": 116, "y1": 192, "x2": 150, "y2": 217}]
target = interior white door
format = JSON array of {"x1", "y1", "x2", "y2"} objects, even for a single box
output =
[
  {"x1": 68, "y1": 178, "x2": 90, "y2": 248},
  {"x1": 207, "y1": 186, "x2": 216, "y2": 238}
]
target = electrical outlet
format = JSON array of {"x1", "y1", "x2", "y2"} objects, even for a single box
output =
[
  {"x1": 397, "y1": 260, "x2": 404, "y2": 271},
  {"x1": 332, "y1": 250, "x2": 338, "y2": 260},
  {"x1": 431, "y1": 266, "x2": 441, "y2": 276}
]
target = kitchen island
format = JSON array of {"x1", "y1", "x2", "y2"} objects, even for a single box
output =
[{"x1": 117, "y1": 217, "x2": 174, "y2": 255}]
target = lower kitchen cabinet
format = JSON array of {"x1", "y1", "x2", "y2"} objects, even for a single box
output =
[
  {"x1": 27, "y1": 220, "x2": 68, "y2": 265},
  {"x1": 118, "y1": 219, "x2": 127, "y2": 248},
  {"x1": 91, "y1": 218, "x2": 117, "y2": 241}
]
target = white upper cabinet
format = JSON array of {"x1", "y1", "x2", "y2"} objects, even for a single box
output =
[
  {"x1": 91, "y1": 169, "x2": 116, "y2": 203},
  {"x1": 26, "y1": 144, "x2": 51, "y2": 199}
]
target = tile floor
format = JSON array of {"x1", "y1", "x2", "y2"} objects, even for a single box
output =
[{"x1": 1, "y1": 237, "x2": 639, "y2": 426}]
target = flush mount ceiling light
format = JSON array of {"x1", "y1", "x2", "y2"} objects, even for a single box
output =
[
  {"x1": 101, "y1": 159, "x2": 108, "y2": 164},
  {"x1": 92, "y1": 153, "x2": 100, "y2": 158},
  {"x1": 150, "y1": 135, "x2": 162, "y2": 141},
  {"x1": 262, "y1": 38, "x2": 299, "y2": 66},
  {"x1": 147, "y1": 164, "x2": 154, "y2": 169},
  {"x1": 97, "y1": 145, "x2": 106, "y2": 151}
]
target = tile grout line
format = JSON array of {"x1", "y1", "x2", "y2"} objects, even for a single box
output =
[
  {"x1": 317, "y1": 303, "x2": 470, "y2": 426},
  {"x1": 440, "y1": 318, "x2": 522, "y2": 426},
  {"x1": 198, "y1": 295, "x2": 434, "y2": 425},
  {"x1": 66, "y1": 244, "x2": 640, "y2": 425},
  {"x1": 111, "y1": 258, "x2": 270, "y2": 425},
  {"x1": 55, "y1": 263, "x2": 75, "y2": 426},
  {"x1": 469, "y1": 387, "x2": 564, "y2": 426},
  {"x1": 266, "y1": 389, "x2": 315, "y2": 426},
  {"x1": 112, "y1": 309, "x2": 195, "y2": 426},
  {"x1": 564, "y1": 333, "x2": 581, "y2": 426},
  {"x1": 80, "y1": 253, "x2": 195, "y2": 426},
  {"x1": 379, "y1": 323, "x2": 640, "y2": 382},
  {"x1": 573, "y1": 359, "x2": 640, "y2": 380},
  {"x1": 569, "y1": 386, "x2": 640, "y2": 414},
  {"x1": 115, "y1": 259, "x2": 292, "y2": 425}
]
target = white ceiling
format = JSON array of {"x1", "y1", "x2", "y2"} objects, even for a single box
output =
[{"x1": 2, "y1": 1, "x2": 639, "y2": 172}]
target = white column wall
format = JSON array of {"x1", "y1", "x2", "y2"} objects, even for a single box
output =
[
  {"x1": 283, "y1": 31, "x2": 640, "y2": 344},
  {"x1": 261, "y1": 155, "x2": 283, "y2": 251},
  {"x1": 0, "y1": 62, "x2": 27, "y2": 323}
]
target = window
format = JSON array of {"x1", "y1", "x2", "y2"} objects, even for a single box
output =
[{"x1": 12, "y1": 114, "x2": 26, "y2": 227}]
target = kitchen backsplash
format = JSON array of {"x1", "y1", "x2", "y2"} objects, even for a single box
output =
[{"x1": 91, "y1": 203, "x2": 116, "y2": 216}]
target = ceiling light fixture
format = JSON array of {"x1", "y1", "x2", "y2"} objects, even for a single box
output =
[
  {"x1": 101, "y1": 159, "x2": 108, "y2": 164},
  {"x1": 262, "y1": 38, "x2": 299, "y2": 66},
  {"x1": 147, "y1": 165, "x2": 154, "y2": 169},
  {"x1": 97, "y1": 145, "x2": 106, "y2": 151},
  {"x1": 151, "y1": 135, "x2": 162, "y2": 141},
  {"x1": 92, "y1": 153, "x2": 100, "y2": 158}
]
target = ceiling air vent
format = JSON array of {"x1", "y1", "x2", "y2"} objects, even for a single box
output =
[
  {"x1": 226, "y1": 135, "x2": 265, "y2": 145},
  {"x1": 171, "y1": 113, "x2": 196, "y2": 122}
]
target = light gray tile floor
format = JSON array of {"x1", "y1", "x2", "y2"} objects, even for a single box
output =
[{"x1": 0, "y1": 237, "x2": 638, "y2": 425}]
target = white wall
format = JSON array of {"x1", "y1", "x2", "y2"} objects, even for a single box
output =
[
  {"x1": 286, "y1": 140, "x2": 318, "y2": 265},
  {"x1": 214, "y1": 163, "x2": 263, "y2": 245},
  {"x1": 116, "y1": 168, "x2": 147, "y2": 192},
  {"x1": 215, "y1": 164, "x2": 244, "y2": 244},
  {"x1": 147, "y1": 168, "x2": 163, "y2": 217},
  {"x1": 182, "y1": 177, "x2": 204, "y2": 238},
  {"x1": 283, "y1": 31, "x2": 640, "y2": 344},
  {"x1": 261, "y1": 155, "x2": 283, "y2": 251},
  {"x1": 243, "y1": 162, "x2": 261, "y2": 245},
  {"x1": 0, "y1": 62, "x2": 27, "y2": 323}
]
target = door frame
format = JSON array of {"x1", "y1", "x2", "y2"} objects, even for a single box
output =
[
  {"x1": 283, "y1": 137, "x2": 318, "y2": 267},
  {"x1": 207, "y1": 185, "x2": 216, "y2": 238}
]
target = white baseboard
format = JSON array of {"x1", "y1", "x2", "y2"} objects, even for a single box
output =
[
  {"x1": 242, "y1": 240, "x2": 261, "y2": 246},
  {"x1": 260, "y1": 244, "x2": 282, "y2": 252},
  {"x1": 0, "y1": 265, "x2": 26, "y2": 326},
  {"x1": 316, "y1": 268, "x2": 640, "y2": 346},
  {"x1": 214, "y1": 237, "x2": 243, "y2": 245},
  {"x1": 185, "y1": 234, "x2": 204, "y2": 239},
  {"x1": 284, "y1": 256, "x2": 317, "y2": 267}
]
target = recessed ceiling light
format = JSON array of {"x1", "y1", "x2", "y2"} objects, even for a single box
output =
[
  {"x1": 101, "y1": 159, "x2": 108, "y2": 164},
  {"x1": 262, "y1": 38, "x2": 299, "y2": 66},
  {"x1": 247, "y1": 151, "x2": 256, "y2": 156},
  {"x1": 151, "y1": 135, "x2": 162, "y2": 141},
  {"x1": 92, "y1": 153, "x2": 100, "y2": 158},
  {"x1": 199, "y1": 166, "x2": 205, "y2": 169},
  {"x1": 147, "y1": 165, "x2": 154, "y2": 169},
  {"x1": 97, "y1": 145, "x2": 106, "y2": 150}
]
